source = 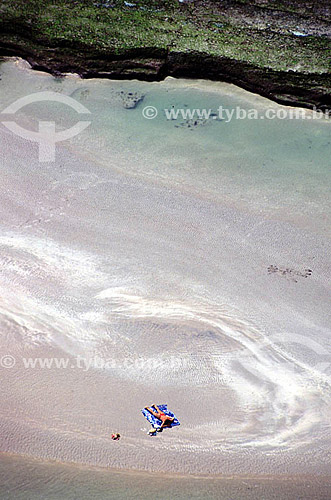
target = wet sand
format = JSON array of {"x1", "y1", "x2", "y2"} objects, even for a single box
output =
[
  {"x1": 0, "y1": 58, "x2": 330, "y2": 477},
  {"x1": 1, "y1": 452, "x2": 331, "y2": 500}
]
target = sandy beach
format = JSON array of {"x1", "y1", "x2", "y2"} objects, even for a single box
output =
[
  {"x1": 1, "y1": 453, "x2": 331, "y2": 500},
  {"x1": 0, "y1": 58, "x2": 330, "y2": 478}
]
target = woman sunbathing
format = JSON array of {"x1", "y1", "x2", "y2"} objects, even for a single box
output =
[{"x1": 145, "y1": 405, "x2": 175, "y2": 429}]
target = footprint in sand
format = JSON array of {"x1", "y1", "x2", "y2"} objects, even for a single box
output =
[{"x1": 267, "y1": 265, "x2": 312, "y2": 283}]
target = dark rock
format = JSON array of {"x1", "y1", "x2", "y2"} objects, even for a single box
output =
[
  {"x1": 0, "y1": 42, "x2": 329, "y2": 111},
  {"x1": 117, "y1": 90, "x2": 144, "y2": 108}
]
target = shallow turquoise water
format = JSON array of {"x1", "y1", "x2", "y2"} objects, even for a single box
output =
[
  {"x1": 0, "y1": 58, "x2": 330, "y2": 487},
  {"x1": 0, "y1": 59, "x2": 330, "y2": 233}
]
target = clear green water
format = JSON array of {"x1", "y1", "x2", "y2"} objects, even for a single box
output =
[
  {"x1": 0, "y1": 59, "x2": 330, "y2": 494},
  {"x1": 1, "y1": 59, "x2": 330, "y2": 234}
]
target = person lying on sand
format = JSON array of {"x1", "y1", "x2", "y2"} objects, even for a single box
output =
[{"x1": 144, "y1": 405, "x2": 175, "y2": 429}]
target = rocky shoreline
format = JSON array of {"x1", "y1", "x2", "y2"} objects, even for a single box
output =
[
  {"x1": 1, "y1": 40, "x2": 330, "y2": 111},
  {"x1": 0, "y1": 0, "x2": 330, "y2": 111}
]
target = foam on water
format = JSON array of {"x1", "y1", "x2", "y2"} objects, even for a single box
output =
[
  {"x1": 93, "y1": 288, "x2": 330, "y2": 449},
  {"x1": 0, "y1": 58, "x2": 330, "y2": 472}
]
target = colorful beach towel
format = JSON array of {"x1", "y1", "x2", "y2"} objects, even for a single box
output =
[{"x1": 141, "y1": 404, "x2": 180, "y2": 429}]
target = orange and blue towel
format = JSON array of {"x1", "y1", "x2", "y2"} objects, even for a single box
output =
[{"x1": 141, "y1": 404, "x2": 180, "y2": 429}]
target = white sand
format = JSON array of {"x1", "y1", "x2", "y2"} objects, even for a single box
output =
[{"x1": 0, "y1": 59, "x2": 330, "y2": 475}]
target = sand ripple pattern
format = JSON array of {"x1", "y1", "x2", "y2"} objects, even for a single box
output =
[{"x1": 95, "y1": 288, "x2": 331, "y2": 449}]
